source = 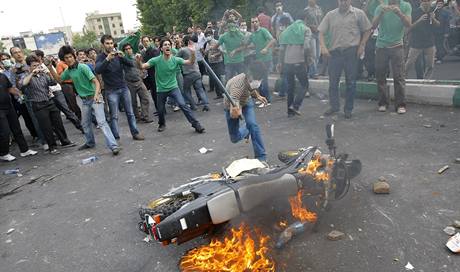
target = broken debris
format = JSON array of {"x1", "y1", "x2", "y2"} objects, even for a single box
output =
[
  {"x1": 6, "y1": 228, "x2": 15, "y2": 235},
  {"x1": 125, "y1": 159, "x2": 135, "y2": 164},
  {"x1": 199, "y1": 147, "x2": 213, "y2": 154},
  {"x1": 455, "y1": 158, "x2": 460, "y2": 164},
  {"x1": 438, "y1": 165, "x2": 449, "y2": 174},
  {"x1": 327, "y1": 230, "x2": 345, "y2": 241},
  {"x1": 453, "y1": 220, "x2": 460, "y2": 228},
  {"x1": 444, "y1": 226, "x2": 456, "y2": 236},
  {"x1": 405, "y1": 262, "x2": 414, "y2": 270},
  {"x1": 446, "y1": 233, "x2": 460, "y2": 253},
  {"x1": 373, "y1": 177, "x2": 390, "y2": 194}
]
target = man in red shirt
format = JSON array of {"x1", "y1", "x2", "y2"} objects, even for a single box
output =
[{"x1": 257, "y1": 7, "x2": 272, "y2": 32}]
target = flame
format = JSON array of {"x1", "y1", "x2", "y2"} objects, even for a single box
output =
[
  {"x1": 298, "y1": 156, "x2": 331, "y2": 182},
  {"x1": 180, "y1": 224, "x2": 275, "y2": 272},
  {"x1": 289, "y1": 191, "x2": 317, "y2": 223}
]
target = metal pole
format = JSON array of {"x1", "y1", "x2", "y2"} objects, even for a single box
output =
[{"x1": 201, "y1": 59, "x2": 237, "y2": 107}]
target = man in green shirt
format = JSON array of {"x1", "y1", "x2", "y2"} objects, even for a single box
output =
[
  {"x1": 138, "y1": 39, "x2": 205, "y2": 133},
  {"x1": 49, "y1": 46, "x2": 120, "y2": 155},
  {"x1": 249, "y1": 16, "x2": 276, "y2": 104},
  {"x1": 373, "y1": 0, "x2": 412, "y2": 114},
  {"x1": 216, "y1": 23, "x2": 246, "y2": 81}
]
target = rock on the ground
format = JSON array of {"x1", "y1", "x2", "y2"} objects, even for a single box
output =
[
  {"x1": 327, "y1": 230, "x2": 345, "y2": 241},
  {"x1": 444, "y1": 226, "x2": 456, "y2": 236},
  {"x1": 455, "y1": 158, "x2": 460, "y2": 164},
  {"x1": 373, "y1": 181, "x2": 390, "y2": 194},
  {"x1": 453, "y1": 220, "x2": 460, "y2": 228}
]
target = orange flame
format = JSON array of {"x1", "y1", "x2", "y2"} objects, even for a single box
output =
[
  {"x1": 298, "y1": 156, "x2": 331, "y2": 182},
  {"x1": 289, "y1": 191, "x2": 318, "y2": 223},
  {"x1": 180, "y1": 224, "x2": 275, "y2": 272}
]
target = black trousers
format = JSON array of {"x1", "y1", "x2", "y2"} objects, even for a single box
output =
[
  {"x1": 52, "y1": 91, "x2": 82, "y2": 131},
  {"x1": 61, "y1": 83, "x2": 82, "y2": 120},
  {"x1": 0, "y1": 105, "x2": 29, "y2": 156},
  {"x1": 32, "y1": 101, "x2": 70, "y2": 149},
  {"x1": 12, "y1": 99, "x2": 38, "y2": 138},
  {"x1": 144, "y1": 77, "x2": 158, "y2": 111}
]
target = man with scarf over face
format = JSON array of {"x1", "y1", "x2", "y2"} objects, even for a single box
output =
[
  {"x1": 278, "y1": 18, "x2": 313, "y2": 117},
  {"x1": 215, "y1": 22, "x2": 246, "y2": 82}
]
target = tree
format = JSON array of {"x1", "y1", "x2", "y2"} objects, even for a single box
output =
[
  {"x1": 72, "y1": 31, "x2": 99, "y2": 50},
  {"x1": 0, "y1": 41, "x2": 5, "y2": 53}
]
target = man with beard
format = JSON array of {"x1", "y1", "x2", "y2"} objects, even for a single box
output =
[
  {"x1": 140, "y1": 35, "x2": 160, "y2": 113},
  {"x1": 137, "y1": 39, "x2": 205, "y2": 133},
  {"x1": 95, "y1": 35, "x2": 144, "y2": 141}
]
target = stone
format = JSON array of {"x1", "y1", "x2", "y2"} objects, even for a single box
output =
[
  {"x1": 444, "y1": 226, "x2": 456, "y2": 236},
  {"x1": 455, "y1": 158, "x2": 460, "y2": 164},
  {"x1": 327, "y1": 230, "x2": 345, "y2": 241},
  {"x1": 373, "y1": 181, "x2": 390, "y2": 194},
  {"x1": 453, "y1": 220, "x2": 460, "y2": 228}
]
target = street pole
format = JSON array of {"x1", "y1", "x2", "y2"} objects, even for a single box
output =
[{"x1": 201, "y1": 59, "x2": 237, "y2": 107}]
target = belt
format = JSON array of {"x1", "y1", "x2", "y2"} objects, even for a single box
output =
[{"x1": 80, "y1": 95, "x2": 94, "y2": 100}]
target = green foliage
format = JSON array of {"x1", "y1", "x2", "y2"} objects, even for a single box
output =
[
  {"x1": 0, "y1": 41, "x2": 5, "y2": 53},
  {"x1": 136, "y1": 0, "x2": 336, "y2": 36},
  {"x1": 72, "y1": 31, "x2": 100, "y2": 50}
]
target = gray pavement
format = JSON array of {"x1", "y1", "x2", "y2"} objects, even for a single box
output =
[{"x1": 1, "y1": 92, "x2": 459, "y2": 272}]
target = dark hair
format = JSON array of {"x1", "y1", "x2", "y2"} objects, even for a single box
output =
[
  {"x1": 86, "y1": 48, "x2": 97, "y2": 55},
  {"x1": 257, "y1": 7, "x2": 265, "y2": 13},
  {"x1": 248, "y1": 61, "x2": 266, "y2": 81},
  {"x1": 141, "y1": 35, "x2": 150, "y2": 41},
  {"x1": 76, "y1": 49, "x2": 86, "y2": 55},
  {"x1": 182, "y1": 35, "x2": 191, "y2": 46},
  {"x1": 0, "y1": 52, "x2": 11, "y2": 59},
  {"x1": 9, "y1": 47, "x2": 21, "y2": 55},
  {"x1": 122, "y1": 43, "x2": 132, "y2": 51},
  {"x1": 154, "y1": 36, "x2": 161, "y2": 42},
  {"x1": 100, "y1": 34, "x2": 113, "y2": 44},
  {"x1": 25, "y1": 54, "x2": 40, "y2": 66},
  {"x1": 159, "y1": 38, "x2": 172, "y2": 48},
  {"x1": 33, "y1": 50, "x2": 45, "y2": 58},
  {"x1": 204, "y1": 29, "x2": 213, "y2": 37},
  {"x1": 279, "y1": 15, "x2": 291, "y2": 27},
  {"x1": 58, "y1": 45, "x2": 76, "y2": 61}
]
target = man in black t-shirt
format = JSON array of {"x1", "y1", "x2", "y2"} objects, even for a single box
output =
[
  {"x1": 0, "y1": 73, "x2": 37, "y2": 161},
  {"x1": 405, "y1": 0, "x2": 440, "y2": 79}
]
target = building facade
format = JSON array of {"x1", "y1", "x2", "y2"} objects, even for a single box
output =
[{"x1": 84, "y1": 11, "x2": 125, "y2": 38}]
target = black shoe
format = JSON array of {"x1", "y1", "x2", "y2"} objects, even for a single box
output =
[
  {"x1": 141, "y1": 118, "x2": 154, "y2": 123},
  {"x1": 49, "y1": 148, "x2": 60, "y2": 155},
  {"x1": 153, "y1": 112, "x2": 159, "y2": 116},
  {"x1": 344, "y1": 112, "x2": 352, "y2": 119},
  {"x1": 193, "y1": 123, "x2": 205, "y2": 133},
  {"x1": 158, "y1": 125, "x2": 166, "y2": 132},
  {"x1": 78, "y1": 144, "x2": 94, "y2": 151},
  {"x1": 214, "y1": 96, "x2": 223, "y2": 100},
  {"x1": 112, "y1": 147, "x2": 121, "y2": 156},
  {"x1": 202, "y1": 106, "x2": 210, "y2": 112},
  {"x1": 61, "y1": 142, "x2": 77, "y2": 148},
  {"x1": 324, "y1": 108, "x2": 339, "y2": 116},
  {"x1": 288, "y1": 107, "x2": 301, "y2": 116}
]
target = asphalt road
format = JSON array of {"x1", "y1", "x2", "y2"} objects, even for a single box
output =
[{"x1": 1, "y1": 87, "x2": 459, "y2": 272}]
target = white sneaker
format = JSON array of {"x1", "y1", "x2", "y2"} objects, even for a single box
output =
[
  {"x1": 255, "y1": 100, "x2": 262, "y2": 105},
  {"x1": 173, "y1": 106, "x2": 180, "y2": 112},
  {"x1": 42, "y1": 144, "x2": 49, "y2": 151},
  {"x1": 20, "y1": 149, "x2": 38, "y2": 157},
  {"x1": 258, "y1": 103, "x2": 271, "y2": 108},
  {"x1": 378, "y1": 105, "x2": 387, "y2": 112},
  {"x1": 0, "y1": 154, "x2": 16, "y2": 162},
  {"x1": 397, "y1": 107, "x2": 406, "y2": 114}
]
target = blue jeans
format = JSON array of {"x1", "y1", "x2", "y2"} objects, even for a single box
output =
[
  {"x1": 259, "y1": 61, "x2": 272, "y2": 103},
  {"x1": 106, "y1": 87, "x2": 140, "y2": 139},
  {"x1": 328, "y1": 46, "x2": 358, "y2": 113},
  {"x1": 182, "y1": 73, "x2": 209, "y2": 109},
  {"x1": 224, "y1": 99, "x2": 266, "y2": 161},
  {"x1": 157, "y1": 88, "x2": 199, "y2": 127},
  {"x1": 81, "y1": 98, "x2": 118, "y2": 150},
  {"x1": 225, "y1": 62, "x2": 244, "y2": 82}
]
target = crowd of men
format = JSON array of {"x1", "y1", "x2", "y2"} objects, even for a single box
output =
[{"x1": 1, "y1": 0, "x2": 460, "y2": 162}]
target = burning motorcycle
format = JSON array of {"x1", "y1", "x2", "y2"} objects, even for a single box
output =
[{"x1": 138, "y1": 124, "x2": 361, "y2": 246}]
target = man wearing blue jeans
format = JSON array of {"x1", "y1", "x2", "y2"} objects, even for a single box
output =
[
  {"x1": 95, "y1": 35, "x2": 144, "y2": 141},
  {"x1": 319, "y1": 0, "x2": 371, "y2": 119},
  {"x1": 224, "y1": 63, "x2": 268, "y2": 161},
  {"x1": 50, "y1": 46, "x2": 120, "y2": 155},
  {"x1": 138, "y1": 39, "x2": 205, "y2": 133}
]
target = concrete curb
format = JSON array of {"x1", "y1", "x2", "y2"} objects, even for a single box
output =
[{"x1": 267, "y1": 76, "x2": 460, "y2": 107}]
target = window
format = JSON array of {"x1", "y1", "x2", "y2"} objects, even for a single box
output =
[
  {"x1": 114, "y1": 30, "x2": 117, "y2": 35},
  {"x1": 100, "y1": 32, "x2": 104, "y2": 35},
  {"x1": 97, "y1": 18, "x2": 101, "y2": 22},
  {"x1": 119, "y1": 23, "x2": 123, "y2": 27},
  {"x1": 110, "y1": 17, "x2": 113, "y2": 20},
  {"x1": 118, "y1": 16, "x2": 121, "y2": 20},
  {"x1": 98, "y1": 25, "x2": 103, "y2": 30},
  {"x1": 121, "y1": 30, "x2": 125, "y2": 34},
  {"x1": 112, "y1": 23, "x2": 115, "y2": 28}
]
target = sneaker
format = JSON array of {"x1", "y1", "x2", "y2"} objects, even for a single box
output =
[
  {"x1": 202, "y1": 106, "x2": 210, "y2": 112},
  {"x1": 133, "y1": 134, "x2": 145, "y2": 140},
  {"x1": 193, "y1": 123, "x2": 205, "y2": 133},
  {"x1": 61, "y1": 142, "x2": 77, "y2": 148},
  {"x1": 288, "y1": 107, "x2": 302, "y2": 116},
  {"x1": 305, "y1": 91, "x2": 311, "y2": 98},
  {"x1": 255, "y1": 100, "x2": 262, "y2": 105},
  {"x1": 20, "y1": 149, "x2": 38, "y2": 157},
  {"x1": 378, "y1": 105, "x2": 387, "y2": 112},
  {"x1": 258, "y1": 103, "x2": 271, "y2": 108},
  {"x1": 0, "y1": 154, "x2": 16, "y2": 162},
  {"x1": 112, "y1": 147, "x2": 121, "y2": 156},
  {"x1": 344, "y1": 112, "x2": 352, "y2": 119},
  {"x1": 435, "y1": 60, "x2": 442, "y2": 64},
  {"x1": 141, "y1": 118, "x2": 154, "y2": 123},
  {"x1": 214, "y1": 96, "x2": 223, "y2": 100},
  {"x1": 158, "y1": 125, "x2": 166, "y2": 132},
  {"x1": 397, "y1": 107, "x2": 406, "y2": 114},
  {"x1": 324, "y1": 108, "x2": 339, "y2": 116},
  {"x1": 173, "y1": 106, "x2": 180, "y2": 112},
  {"x1": 49, "y1": 149, "x2": 60, "y2": 155},
  {"x1": 42, "y1": 144, "x2": 49, "y2": 151},
  {"x1": 273, "y1": 91, "x2": 280, "y2": 96},
  {"x1": 78, "y1": 144, "x2": 94, "y2": 151}
]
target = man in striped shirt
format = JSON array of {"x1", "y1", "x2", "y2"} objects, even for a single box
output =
[{"x1": 224, "y1": 63, "x2": 268, "y2": 161}]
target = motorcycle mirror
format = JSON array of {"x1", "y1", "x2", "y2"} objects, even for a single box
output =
[
  {"x1": 146, "y1": 215, "x2": 155, "y2": 225},
  {"x1": 326, "y1": 124, "x2": 334, "y2": 139}
]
